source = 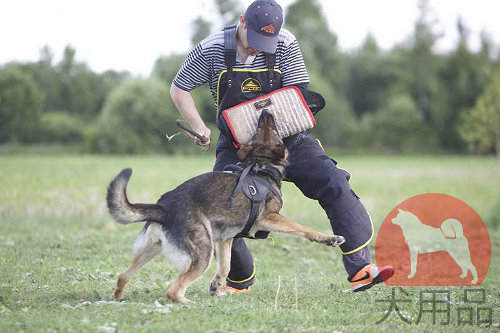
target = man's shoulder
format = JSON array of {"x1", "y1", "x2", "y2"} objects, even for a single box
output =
[
  {"x1": 199, "y1": 30, "x2": 225, "y2": 50},
  {"x1": 277, "y1": 28, "x2": 298, "y2": 47}
]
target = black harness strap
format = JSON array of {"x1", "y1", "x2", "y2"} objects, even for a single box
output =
[
  {"x1": 229, "y1": 163, "x2": 252, "y2": 209},
  {"x1": 223, "y1": 25, "x2": 237, "y2": 89},
  {"x1": 225, "y1": 163, "x2": 283, "y2": 238},
  {"x1": 265, "y1": 52, "x2": 276, "y2": 89}
]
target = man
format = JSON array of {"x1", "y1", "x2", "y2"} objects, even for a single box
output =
[{"x1": 170, "y1": 0, "x2": 393, "y2": 294}]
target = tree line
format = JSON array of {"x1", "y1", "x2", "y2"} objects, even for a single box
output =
[{"x1": 0, "y1": 0, "x2": 498, "y2": 156}]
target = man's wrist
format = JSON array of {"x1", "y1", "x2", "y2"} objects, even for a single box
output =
[{"x1": 193, "y1": 125, "x2": 208, "y2": 135}]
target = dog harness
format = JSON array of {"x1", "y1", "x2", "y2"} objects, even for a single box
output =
[{"x1": 224, "y1": 162, "x2": 283, "y2": 239}]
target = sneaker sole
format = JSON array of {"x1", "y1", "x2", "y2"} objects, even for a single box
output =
[{"x1": 353, "y1": 267, "x2": 395, "y2": 292}]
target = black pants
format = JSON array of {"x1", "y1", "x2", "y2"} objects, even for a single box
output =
[{"x1": 214, "y1": 132, "x2": 373, "y2": 288}]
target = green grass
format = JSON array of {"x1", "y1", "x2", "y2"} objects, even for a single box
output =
[{"x1": 0, "y1": 154, "x2": 499, "y2": 332}]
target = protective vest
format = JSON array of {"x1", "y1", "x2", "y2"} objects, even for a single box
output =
[{"x1": 216, "y1": 25, "x2": 282, "y2": 140}]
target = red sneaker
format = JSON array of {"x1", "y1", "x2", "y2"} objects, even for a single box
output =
[
  {"x1": 350, "y1": 264, "x2": 394, "y2": 292},
  {"x1": 220, "y1": 285, "x2": 251, "y2": 295}
]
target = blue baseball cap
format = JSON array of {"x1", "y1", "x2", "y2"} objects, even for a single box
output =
[{"x1": 245, "y1": 0, "x2": 283, "y2": 53}]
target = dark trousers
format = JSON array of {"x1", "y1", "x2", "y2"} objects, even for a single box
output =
[{"x1": 214, "y1": 132, "x2": 373, "y2": 288}]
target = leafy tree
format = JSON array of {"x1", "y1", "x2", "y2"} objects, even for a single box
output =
[
  {"x1": 0, "y1": 66, "x2": 42, "y2": 143},
  {"x1": 357, "y1": 93, "x2": 434, "y2": 151},
  {"x1": 152, "y1": 54, "x2": 187, "y2": 85},
  {"x1": 11, "y1": 61, "x2": 61, "y2": 113},
  {"x1": 438, "y1": 18, "x2": 494, "y2": 150},
  {"x1": 346, "y1": 34, "x2": 397, "y2": 117},
  {"x1": 215, "y1": 0, "x2": 243, "y2": 26},
  {"x1": 285, "y1": 0, "x2": 339, "y2": 80},
  {"x1": 309, "y1": 71, "x2": 356, "y2": 147},
  {"x1": 84, "y1": 78, "x2": 178, "y2": 153},
  {"x1": 38, "y1": 111, "x2": 85, "y2": 143},
  {"x1": 392, "y1": 0, "x2": 442, "y2": 126},
  {"x1": 285, "y1": 0, "x2": 354, "y2": 148},
  {"x1": 191, "y1": 16, "x2": 213, "y2": 46},
  {"x1": 39, "y1": 45, "x2": 54, "y2": 66},
  {"x1": 459, "y1": 70, "x2": 500, "y2": 158},
  {"x1": 55, "y1": 45, "x2": 127, "y2": 118}
]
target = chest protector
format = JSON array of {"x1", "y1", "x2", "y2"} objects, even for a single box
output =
[{"x1": 216, "y1": 25, "x2": 282, "y2": 138}]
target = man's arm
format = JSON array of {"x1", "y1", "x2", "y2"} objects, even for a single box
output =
[
  {"x1": 170, "y1": 40, "x2": 212, "y2": 148},
  {"x1": 170, "y1": 84, "x2": 211, "y2": 148}
]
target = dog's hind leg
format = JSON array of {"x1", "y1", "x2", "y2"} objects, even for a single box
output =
[
  {"x1": 209, "y1": 239, "x2": 233, "y2": 296},
  {"x1": 454, "y1": 251, "x2": 478, "y2": 284},
  {"x1": 408, "y1": 249, "x2": 418, "y2": 278},
  {"x1": 113, "y1": 224, "x2": 162, "y2": 300},
  {"x1": 113, "y1": 240, "x2": 161, "y2": 300},
  {"x1": 166, "y1": 240, "x2": 212, "y2": 304},
  {"x1": 259, "y1": 213, "x2": 345, "y2": 247},
  {"x1": 469, "y1": 264, "x2": 478, "y2": 284}
]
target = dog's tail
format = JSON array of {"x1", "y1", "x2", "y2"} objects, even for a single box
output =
[
  {"x1": 106, "y1": 168, "x2": 166, "y2": 224},
  {"x1": 440, "y1": 218, "x2": 464, "y2": 239}
]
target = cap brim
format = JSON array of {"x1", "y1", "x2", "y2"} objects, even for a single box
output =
[{"x1": 247, "y1": 28, "x2": 278, "y2": 54}]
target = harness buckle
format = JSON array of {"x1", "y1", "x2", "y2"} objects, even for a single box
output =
[{"x1": 248, "y1": 185, "x2": 257, "y2": 196}]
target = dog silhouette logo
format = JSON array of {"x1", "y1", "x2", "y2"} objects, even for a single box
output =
[{"x1": 375, "y1": 193, "x2": 491, "y2": 286}]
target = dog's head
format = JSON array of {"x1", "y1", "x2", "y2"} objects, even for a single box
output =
[
  {"x1": 392, "y1": 209, "x2": 419, "y2": 227},
  {"x1": 237, "y1": 109, "x2": 288, "y2": 166}
]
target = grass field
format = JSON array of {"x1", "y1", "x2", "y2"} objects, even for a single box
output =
[{"x1": 0, "y1": 153, "x2": 499, "y2": 332}]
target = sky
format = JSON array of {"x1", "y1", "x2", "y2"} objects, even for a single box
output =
[{"x1": 1, "y1": 0, "x2": 499, "y2": 76}]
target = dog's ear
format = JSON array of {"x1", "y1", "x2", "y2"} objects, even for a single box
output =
[
  {"x1": 237, "y1": 145, "x2": 254, "y2": 161},
  {"x1": 272, "y1": 144, "x2": 286, "y2": 159}
]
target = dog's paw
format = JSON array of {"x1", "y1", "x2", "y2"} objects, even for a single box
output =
[
  {"x1": 112, "y1": 290, "x2": 123, "y2": 300},
  {"x1": 324, "y1": 235, "x2": 345, "y2": 247},
  {"x1": 209, "y1": 282, "x2": 224, "y2": 296}
]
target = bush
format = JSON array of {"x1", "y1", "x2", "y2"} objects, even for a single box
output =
[
  {"x1": 38, "y1": 111, "x2": 85, "y2": 143},
  {"x1": 0, "y1": 66, "x2": 42, "y2": 143},
  {"x1": 487, "y1": 201, "x2": 500, "y2": 230},
  {"x1": 308, "y1": 72, "x2": 358, "y2": 147},
  {"x1": 459, "y1": 70, "x2": 500, "y2": 157},
  {"x1": 356, "y1": 94, "x2": 437, "y2": 151},
  {"x1": 84, "y1": 78, "x2": 179, "y2": 154}
]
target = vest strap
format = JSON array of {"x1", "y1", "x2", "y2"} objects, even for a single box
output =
[
  {"x1": 265, "y1": 52, "x2": 276, "y2": 89},
  {"x1": 223, "y1": 25, "x2": 237, "y2": 89}
]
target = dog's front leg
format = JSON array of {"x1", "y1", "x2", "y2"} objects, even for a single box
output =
[
  {"x1": 408, "y1": 249, "x2": 418, "y2": 278},
  {"x1": 209, "y1": 239, "x2": 233, "y2": 296},
  {"x1": 259, "y1": 213, "x2": 345, "y2": 247}
]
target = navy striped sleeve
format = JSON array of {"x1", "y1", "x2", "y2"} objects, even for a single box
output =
[
  {"x1": 279, "y1": 39, "x2": 310, "y2": 87},
  {"x1": 173, "y1": 43, "x2": 211, "y2": 92}
]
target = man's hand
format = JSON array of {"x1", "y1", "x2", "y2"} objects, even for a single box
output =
[
  {"x1": 180, "y1": 126, "x2": 211, "y2": 150},
  {"x1": 193, "y1": 126, "x2": 211, "y2": 150},
  {"x1": 170, "y1": 84, "x2": 211, "y2": 151}
]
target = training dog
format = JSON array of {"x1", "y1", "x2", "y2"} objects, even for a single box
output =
[
  {"x1": 392, "y1": 209, "x2": 478, "y2": 284},
  {"x1": 107, "y1": 110, "x2": 345, "y2": 303}
]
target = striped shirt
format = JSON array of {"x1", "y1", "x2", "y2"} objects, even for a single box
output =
[{"x1": 173, "y1": 27, "x2": 310, "y2": 106}]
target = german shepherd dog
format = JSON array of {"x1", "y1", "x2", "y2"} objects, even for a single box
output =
[{"x1": 107, "y1": 110, "x2": 345, "y2": 303}]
